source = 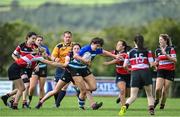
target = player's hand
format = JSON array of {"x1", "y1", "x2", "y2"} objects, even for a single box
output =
[{"x1": 34, "y1": 65, "x2": 39, "y2": 72}]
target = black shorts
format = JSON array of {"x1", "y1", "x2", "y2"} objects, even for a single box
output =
[
  {"x1": 54, "y1": 67, "x2": 65, "y2": 82},
  {"x1": 32, "y1": 67, "x2": 47, "y2": 77},
  {"x1": 60, "y1": 70, "x2": 74, "y2": 83},
  {"x1": 116, "y1": 74, "x2": 131, "y2": 88},
  {"x1": 20, "y1": 68, "x2": 32, "y2": 83},
  {"x1": 157, "y1": 69, "x2": 175, "y2": 81},
  {"x1": 8, "y1": 63, "x2": 21, "y2": 81},
  {"x1": 131, "y1": 69, "x2": 152, "y2": 88},
  {"x1": 67, "y1": 66, "x2": 92, "y2": 78}
]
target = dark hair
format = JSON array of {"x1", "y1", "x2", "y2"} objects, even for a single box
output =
[
  {"x1": 90, "y1": 37, "x2": 104, "y2": 47},
  {"x1": 72, "y1": 43, "x2": 81, "y2": 50},
  {"x1": 63, "y1": 31, "x2": 72, "y2": 36},
  {"x1": 36, "y1": 35, "x2": 44, "y2": 40},
  {"x1": 119, "y1": 40, "x2": 132, "y2": 52},
  {"x1": 159, "y1": 34, "x2": 172, "y2": 46},
  {"x1": 26, "y1": 32, "x2": 37, "y2": 40},
  {"x1": 134, "y1": 34, "x2": 144, "y2": 50}
]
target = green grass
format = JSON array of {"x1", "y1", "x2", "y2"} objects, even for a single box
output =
[{"x1": 0, "y1": 96, "x2": 180, "y2": 116}]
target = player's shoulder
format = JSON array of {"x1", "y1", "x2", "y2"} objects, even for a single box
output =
[
  {"x1": 19, "y1": 42, "x2": 26, "y2": 48},
  {"x1": 56, "y1": 43, "x2": 64, "y2": 48}
]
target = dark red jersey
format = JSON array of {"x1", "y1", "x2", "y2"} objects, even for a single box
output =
[
  {"x1": 16, "y1": 54, "x2": 44, "y2": 69},
  {"x1": 155, "y1": 46, "x2": 176, "y2": 70},
  {"x1": 13, "y1": 42, "x2": 37, "y2": 57},
  {"x1": 112, "y1": 50, "x2": 129, "y2": 74},
  {"x1": 124, "y1": 48, "x2": 154, "y2": 71}
]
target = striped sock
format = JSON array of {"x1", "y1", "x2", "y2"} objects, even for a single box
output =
[{"x1": 78, "y1": 97, "x2": 85, "y2": 108}]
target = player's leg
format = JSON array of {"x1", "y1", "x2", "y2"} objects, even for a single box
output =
[
  {"x1": 28, "y1": 74, "x2": 38, "y2": 105},
  {"x1": 160, "y1": 79, "x2": 172, "y2": 109},
  {"x1": 144, "y1": 84, "x2": 155, "y2": 115},
  {"x1": 36, "y1": 80, "x2": 67, "y2": 109},
  {"x1": 12, "y1": 79, "x2": 25, "y2": 109},
  {"x1": 55, "y1": 83, "x2": 69, "y2": 107},
  {"x1": 72, "y1": 76, "x2": 87, "y2": 109},
  {"x1": 154, "y1": 77, "x2": 164, "y2": 108}
]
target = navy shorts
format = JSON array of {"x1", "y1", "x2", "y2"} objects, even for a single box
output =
[
  {"x1": 157, "y1": 69, "x2": 175, "y2": 81},
  {"x1": 20, "y1": 68, "x2": 32, "y2": 83},
  {"x1": 67, "y1": 66, "x2": 92, "y2": 78},
  {"x1": 116, "y1": 74, "x2": 131, "y2": 88},
  {"x1": 54, "y1": 67, "x2": 65, "y2": 82},
  {"x1": 32, "y1": 66, "x2": 47, "y2": 77},
  {"x1": 8, "y1": 63, "x2": 21, "y2": 81},
  {"x1": 60, "y1": 70, "x2": 74, "y2": 83},
  {"x1": 131, "y1": 69, "x2": 152, "y2": 88}
]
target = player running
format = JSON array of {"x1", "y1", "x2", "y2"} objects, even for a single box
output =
[{"x1": 120, "y1": 34, "x2": 155, "y2": 116}]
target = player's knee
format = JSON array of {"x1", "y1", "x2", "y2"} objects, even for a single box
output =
[
  {"x1": 90, "y1": 85, "x2": 97, "y2": 91},
  {"x1": 120, "y1": 89, "x2": 125, "y2": 95},
  {"x1": 20, "y1": 87, "x2": 25, "y2": 92},
  {"x1": 156, "y1": 88, "x2": 162, "y2": 93},
  {"x1": 40, "y1": 87, "x2": 44, "y2": 92}
]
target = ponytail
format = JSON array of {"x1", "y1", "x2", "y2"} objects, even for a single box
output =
[{"x1": 134, "y1": 34, "x2": 144, "y2": 50}]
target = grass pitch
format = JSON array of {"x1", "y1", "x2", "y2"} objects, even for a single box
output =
[{"x1": 0, "y1": 96, "x2": 180, "y2": 116}]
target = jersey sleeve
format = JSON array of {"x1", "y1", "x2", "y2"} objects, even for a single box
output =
[
  {"x1": 123, "y1": 52, "x2": 130, "y2": 66},
  {"x1": 148, "y1": 50, "x2": 154, "y2": 63},
  {"x1": 13, "y1": 45, "x2": 21, "y2": 56},
  {"x1": 170, "y1": 47, "x2": 176, "y2": 58},
  {"x1": 78, "y1": 45, "x2": 89, "y2": 56},
  {"x1": 96, "y1": 48, "x2": 103, "y2": 54},
  {"x1": 32, "y1": 56, "x2": 45, "y2": 61},
  {"x1": 44, "y1": 45, "x2": 51, "y2": 56}
]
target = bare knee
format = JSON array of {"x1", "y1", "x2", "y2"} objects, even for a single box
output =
[
  {"x1": 156, "y1": 88, "x2": 162, "y2": 93},
  {"x1": 40, "y1": 87, "x2": 45, "y2": 92},
  {"x1": 20, "y1": 87, "x2": 25, "y2": 92},
  {"x1": 120, "y1": 88, "x2": 126, "y2": 96}
]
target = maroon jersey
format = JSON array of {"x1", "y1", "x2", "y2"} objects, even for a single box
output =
[
  {"x1": 124, "y1": 48, "x2": 154, "y2": 71},
  {"x1": 112, "y1": 50, "x2": 129, "y2": 74},
  {"x1": 16, "y1": 54, "x2": 44, "y2": 69},
  {"x1": 13, "y1": 42, "x2": 37, "y2": 57},
  {"x1": 155, "y1": 46, "x2": 176, "y2": 70}
]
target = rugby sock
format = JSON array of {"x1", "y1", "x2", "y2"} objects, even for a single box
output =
[
  {"x1": 56, "y1": 91, "x2": 66, "y2": 107},
  {"x1": 148, "y1": 105, "x2": 155, "y2": 115},
  {"x1": 125, "y1": 103, "x2": 129, "y2": 109},
  {"x1": 29, "y1": 96, "x2": 32, "y2": 102},
  {"x1": 73, "y1": 87, "x2": 80, "y2": 97},
  {"x1": 78, "y1": 97, "x2": 85, "y2": 108},
  {"x1": 12, "y1": 102, "x2": 18, "y2": 109},
  {"x1": 23, "y1": 100, "x2": 27, "y2": 104},
  {"x1": 54, "y1": 93, "x2": 58, "y2": 103},
  {"x1": 39, "y1": 98, "x2": 42, "y2": 101},
  {"x1": 160, "y1": 104, "x2": 165, "y2": 109},
  {"x1": 154, "y1": 99, "x2": 159, "y2": 108}
]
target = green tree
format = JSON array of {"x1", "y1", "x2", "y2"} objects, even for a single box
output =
[{"x1": 0, "y1": 21, "x2": 37, "y2": 76}]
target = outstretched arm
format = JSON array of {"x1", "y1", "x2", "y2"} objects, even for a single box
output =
[
  {"x1": 103, "y1": 59, "x2": 117, "y2": 65},
  {"x1": 73, "y1": 54, "x2": 91, "y2": 66},
  {"x1": 40, "y1": 59, "x2": 65, "y2": 68}
]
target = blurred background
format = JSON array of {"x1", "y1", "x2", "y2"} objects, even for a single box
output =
[{"x1": 0, "y1": 0, "x2": 180, "y2": 96}]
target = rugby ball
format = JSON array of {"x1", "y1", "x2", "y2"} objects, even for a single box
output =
[{"x1": 82, "y1": 52, "x2": 92, "y2": 61}]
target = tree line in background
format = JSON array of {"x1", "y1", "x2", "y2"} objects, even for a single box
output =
[
  {"x1": 0, "y1": 18, "x2": 180, "y2": 77},
  {"x1": 0, "y1": 0, "x2": 180, "y2": 32}
]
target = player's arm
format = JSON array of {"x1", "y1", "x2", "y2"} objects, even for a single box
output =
[
  {"x1": 12, "y1": 54, "x2": 19, "y2": 61},
  {"x1": 102, "y1": 50, "x2": 124, "y2": 60},
  {"x1": 63, "y1": 56, "x2": 70, "y2": 67},
  {"x1": 51, "y1": 46, "x2": 60, "y2": 62},
  {"x1": 103, "y1": 59, "x2": 117, "y2": 65},
  {"x1": 40, "y1": 59, "x2": 65, "y2": 68},
  {"x1": 12, "y1": 46, "x2": 20, "y2": 61},
  {"x1": 74, "y1": 54, "x2": 91, "y2": 65}
]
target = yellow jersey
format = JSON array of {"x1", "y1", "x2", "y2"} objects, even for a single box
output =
[{"x1": 51, "y1": 42, "x2": 74, "y2": 63}]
